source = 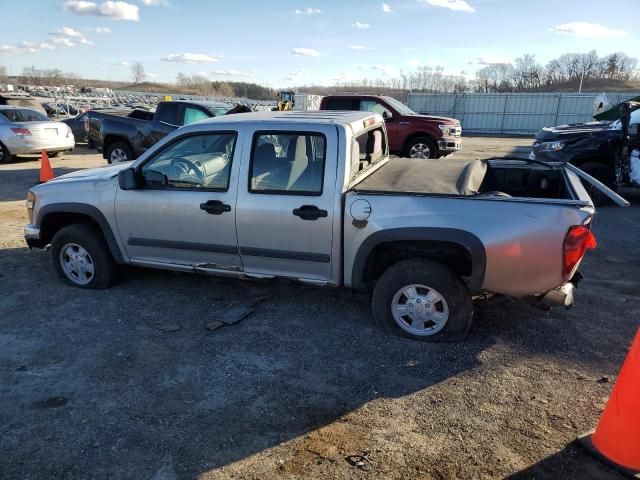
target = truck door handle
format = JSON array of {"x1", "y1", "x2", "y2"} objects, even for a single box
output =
[
  {"x1": 200, "y1": 200, "x2": 231, "y2": 215},
  {"x1": 292, "y1": 205, "x2": 327, "y2": 221}
]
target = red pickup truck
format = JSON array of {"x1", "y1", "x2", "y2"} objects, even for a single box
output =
[{"x1": 319, "y1": 95, "x2": 461, "y2": 158}]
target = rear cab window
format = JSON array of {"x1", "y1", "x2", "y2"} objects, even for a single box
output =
[
  {"x1": 350, "y1": 125, "x2": 388, "y2": 183},
  {"x1": 324, "y1": 98, "x2": 358, "y2": 110},
  {"x1": 155, "y1": 103, "x2": 180, "y2": 126}
]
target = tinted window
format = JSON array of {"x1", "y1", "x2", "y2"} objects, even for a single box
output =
[
  {"x1": 183, "y1": 106, "x2": 210, "y2": 125},
  {"x1": 250, "y1": 132, "x2": 326, "y2": 195},
  {"x1": 360, "y1": 100, "x2": 392, "y2": 118},
  {"x1": 156, "y1": 103, "x2": 179, "y2": 126},
  {"x1": 0, "y1": 108, "x2": 49, "y2": 122},
  {"x1": 141, "y1": 133, "x2": 236, "y2": 190},
  {"x1": 325, "y1": 98, "x2": 356, "y2": 110}
]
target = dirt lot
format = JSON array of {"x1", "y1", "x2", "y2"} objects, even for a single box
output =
[{"x1": 1, "y1": 138, "x2": 638, "y2": 480}]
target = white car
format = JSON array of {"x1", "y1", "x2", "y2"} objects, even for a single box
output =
[{"x1": 0, "y1": 106, "x2": 75, "y2": 163}]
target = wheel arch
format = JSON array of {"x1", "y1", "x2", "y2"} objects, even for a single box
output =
[
  {"x1": 36, "y1": 203, "x2": 125, "y2": 264},
  {"x1": 351, "y1": 228, "x2": 486, "y2": 293}
]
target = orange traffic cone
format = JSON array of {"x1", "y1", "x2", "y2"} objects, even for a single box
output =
[
  {"x1": 577, "y1": 327, "x2": 640, "y2": 478},
  {"x1": 39, "y1": 150, "x2": 54, "y2": 183}
]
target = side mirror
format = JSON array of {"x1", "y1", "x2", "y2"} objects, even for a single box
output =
[
  {"x1": 382, "y1": 111, "x2": 393, "y2": 121},
  {"x1": 143, "y1": 169, "x2": 168, "y2": 188},
  {"x1": 118, "y1": 168, "x2": 139, "y2": 190}
]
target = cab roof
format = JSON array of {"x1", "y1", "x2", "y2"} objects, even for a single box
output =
[{"x1": 193, "y1": 109, "x2": 382, "y2": 132}]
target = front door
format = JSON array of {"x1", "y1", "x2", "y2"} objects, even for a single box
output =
[
  {"x1": 115, "y1": 130, "x2": 243, "y2": 271},
  {"x1": 235, "y1": 127, "x2": 338, "y2": 282}
]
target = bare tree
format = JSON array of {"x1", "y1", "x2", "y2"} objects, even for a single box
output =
[
  {"x1": 131, "y1": 62, "x2": 146, "y2": 84},
  {"x1": 0, "y1": 65, "x2": 6, "y2": 83}
]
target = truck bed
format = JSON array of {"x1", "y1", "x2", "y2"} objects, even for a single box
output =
[{"x1": 354, "y1": 157, "x2": 580, "y2": 202}]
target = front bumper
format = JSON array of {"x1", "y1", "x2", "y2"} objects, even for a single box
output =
[
  {"x1": 24, "y1": 224, "x2": 46, "y2": 249},
  {"x1": 438, "y1": 137, "x2": 462, "y2": 152}
]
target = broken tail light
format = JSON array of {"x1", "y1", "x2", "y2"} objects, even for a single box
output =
[{"x1": 563, "y1": 225, "x2": 597, "y2": 276}]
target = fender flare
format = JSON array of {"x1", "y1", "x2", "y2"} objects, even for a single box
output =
[
  {"x1": 36, "y1": 203, "x2": 125, "y2": 264},
  {"x1": 351, "y1": 227, "x2": 486, "y2": 292}
]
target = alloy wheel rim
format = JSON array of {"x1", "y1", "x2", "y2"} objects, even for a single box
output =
[
  {"x1": 59, "y1": 243, "x2": 95, "y2": 285},
  {"x1": 110, "y1": 148, "x2": 128, "y2": 163},
  {"x1": 391, "y1": 283, "x2": 449, "y2": 336},
  {"x1": 410, "y1": 143, "x2": 430, "y2": 159}
]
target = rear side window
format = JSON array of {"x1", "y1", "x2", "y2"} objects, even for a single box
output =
[
  {"x1": 156, "y1": 103, "x2": 179, "y2": 126},
  {"x1": 250, "y1": 132, "x2": 326, "y2": 195},
  {"x1": 324, "y1": 98, "x2": 357, "y2": 110}
]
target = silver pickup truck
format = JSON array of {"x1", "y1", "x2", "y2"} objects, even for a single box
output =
[{"x1": 24, "y1": 111, "x2": 623, "y2": 342}]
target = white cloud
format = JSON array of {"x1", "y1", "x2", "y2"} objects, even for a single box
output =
[
  {"x1": 51, "y1": 37, "x2": 78, "y2": 47},
  {"x1": 163, "y1": 53, "x2": 219, "y2": 63},
  {"x1": 349, "y1": 45, "x2": 374, "y2": 50},
  {"x1": 0, "y1": 42, "x2": 56, "y2": 54},
  {"x1": 284, "y1": 68, "x2": 310, "y2": 83},
  {"x1": 290, "y1": 47, "x2": 320, "y2": 57},
  {"x1": 211, "y1": 69, "x2": 258, "y2": 77},
  {"x1": 382, "y1": 3, "x2": 393, "y2": 13},
  {"x1": 51, "y1": 27, "x2": 83, "y2": 37},
  {"x1": 420, "y1": 0, "x2": 475, "y2": 13},
  {"x1": 85, "y1": 26, "x2": 112, "y2": 33},
  {"x1": 147, "y1": 73, "x2": 159, "y2": 78},
  {"x1": 62, "y1": 1, "x2": 140, "y2": 21},
  {"x1": 352, "y1": 21, "x2": 370, "y2": 29},
  {"x1": 79, "y1": 37, "x2": 95, "y2": 45},
  {"x1": 117, "y1": 61, "x2": 129, "y2": 65},
  {"x1": 294, "y1": 7, "x2": 321, "y2": 15},
  {"x1": 551, "y1": 22, "x2": 628, "y2": 39},
  {"x1": 139, "y1": 0, "x2": 169, "y2": 5},
  {"x1": 476, "y1": 55, "x2": 511, "y2": 65},
  {"x1": 407, "y1": 58, "x2": 422, "y2": 67}
]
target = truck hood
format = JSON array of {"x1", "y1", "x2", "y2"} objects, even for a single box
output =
[
  {"x1": 535, "y1": 121, "x2": 615, "y2": 142},
  {"x1": 410, "y1": 114, "x2": 459, "y2": 125},
  {"x1": 48, "y1": 162, "x2": 132, "y2": 184}
]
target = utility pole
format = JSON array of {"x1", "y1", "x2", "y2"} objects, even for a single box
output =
[{"x1": 578, "y1": 71, "x2": 584, "y2": 94}]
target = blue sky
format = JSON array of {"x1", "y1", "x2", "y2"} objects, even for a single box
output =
[{"x1": 1, "y1": 0, "x2": 638, "y2": 87}]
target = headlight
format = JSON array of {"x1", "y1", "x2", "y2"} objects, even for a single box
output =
[
  {"x1": 539, "y1": 141, "x2": 565, "y2": 152},
  {"x1": 438, "y1": 125, "x2": 450, "y2": 135},
  {"x1": 26, "y1": 191, "x2": 35, "y2": 223}
]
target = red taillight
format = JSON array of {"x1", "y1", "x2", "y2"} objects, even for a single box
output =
[
  {"x1": 11, "y1": 127, "x2": 31, "y2": 136},
  {"x1": 563, "y1": 225, "x2": 597, "y2": 276}
]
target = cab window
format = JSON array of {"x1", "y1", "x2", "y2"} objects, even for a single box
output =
[
  {"x1": 183, "y1": 106, "x2": 210, "y2": 125},
  {"x1": 141, "y1": 133, "x2": 236, "y2": 190},
  {"x1": 249, "y1": 132, "x2": 326, "y2": 195},
  {"x1": 359, "y1": 100, "x2": 392, "y2": 118},
  {"x1": 156, "y1": 103, "x2": 179, "y2": 126}
]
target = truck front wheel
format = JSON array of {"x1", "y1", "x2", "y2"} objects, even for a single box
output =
[
  {"x1": 405, "y1": 137, "x2": 437, "y2": 159},
  {"x1": 51, "y1": 224, "x2": 118, "y2": 289},
  {"x1": 372, "y1": 258, "x2": 472, "y2": 342},
  {"x1": 106, "y1": 141, "x2": 133, "y2": 164}
]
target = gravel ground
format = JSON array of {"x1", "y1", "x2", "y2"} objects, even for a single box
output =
[{"x1": 1, "y1": 139, "x2": 638, "y2": 480}]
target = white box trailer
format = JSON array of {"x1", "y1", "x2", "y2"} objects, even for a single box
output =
[{"x1": 293, "y1": 93, "x2": 323, "y2": 111}]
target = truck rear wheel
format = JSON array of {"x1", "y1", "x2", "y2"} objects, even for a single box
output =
[
  {"x1": 372, "y1": 258, "x2": 472, "y2": 342},
  {"x1": 106, "y1": 141, "x2": 133, "y2": 164},
  {"x1": 51, "y1": 224, "x2": 118, "y2": 289},
  {"x1": 405, "y1": 137, "x2": 437, "y2": 159}
]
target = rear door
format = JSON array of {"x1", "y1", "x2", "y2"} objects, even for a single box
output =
[{"x1": 235, "y1": 125, "x2": 338, "y2": 282}]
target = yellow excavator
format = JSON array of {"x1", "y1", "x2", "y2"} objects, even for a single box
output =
[{"x1": 274, "y1": 91, "x2": 295, "y2": 111}]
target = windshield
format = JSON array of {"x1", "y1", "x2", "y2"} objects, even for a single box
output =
[
  {"x1": 0, "y1": 108, "x2": 49, "y2": 122},
  {"x1": 382, "y1": 96, "x2": 415, "y2": 115},
  {"x1": 211, "y1": 107, "x2": 231, "y2": 116},
  {"x1": 610, "y1": 109, "x2": 640, "y2": 130}
]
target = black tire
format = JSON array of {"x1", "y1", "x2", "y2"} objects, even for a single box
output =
[
  {"x1": 50, "y1": 224, "x2": 118, "y2": 289},
  {"x1": 87, "y1": 138, "x2": 96, "y2": 149},
  {"x1": 372, "y1": 258, "x2": 473, "y2": 342},
  {"x1": 0, "y1": 142, "x2": 14, "y2": 164},
  {"x1": 106, "y1": 141, "x2": 133, "y2": 164},
  {"x1": 47, "y1": 151, "x2": 61, "y2": 158},
  {"x1": 405, "y1": 136, "x2": 438, "y2": 159},
  {"x1": 579, "y1": 162, "x2": 616, "y2": 207}
]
